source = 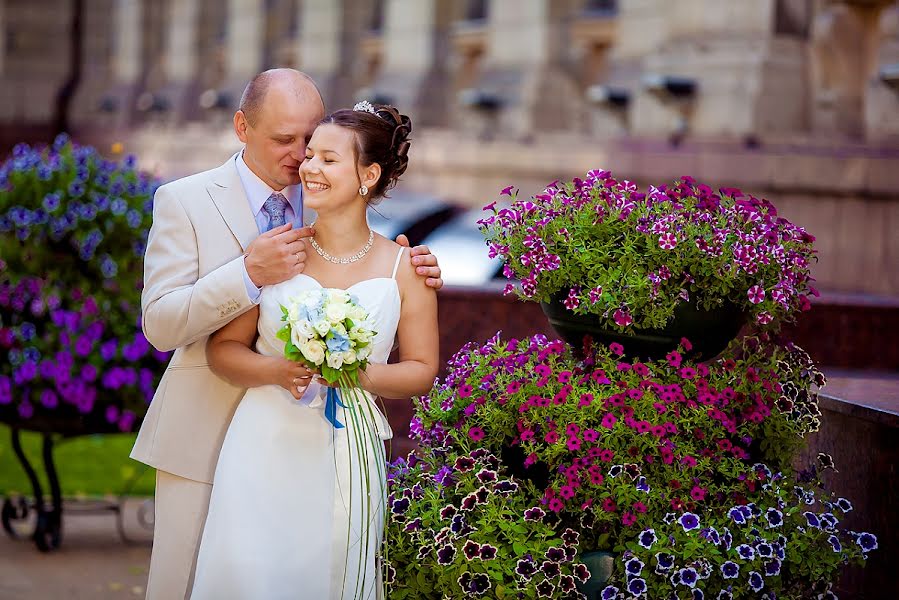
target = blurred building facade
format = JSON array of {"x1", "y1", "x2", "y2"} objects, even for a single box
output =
[{"x1": 1, "y1": 0, "x2": 898, "y2": 295}]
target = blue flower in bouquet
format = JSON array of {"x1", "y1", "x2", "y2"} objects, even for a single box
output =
[{"x1": 326, "y1": 329, "x2": 351, "y2": 353}]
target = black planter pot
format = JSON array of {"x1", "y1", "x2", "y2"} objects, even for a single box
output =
[{"x1": 541, "y1": 295, "x2": 746, "y2": 362}]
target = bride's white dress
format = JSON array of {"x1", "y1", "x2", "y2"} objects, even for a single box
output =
[{"x1": 190, "y1": 248, "x2": 405, "y2": 600}]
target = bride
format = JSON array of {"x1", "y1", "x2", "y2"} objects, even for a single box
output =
[{"x1": 190, "y1": 103, "x2": 439, "y2": 599}]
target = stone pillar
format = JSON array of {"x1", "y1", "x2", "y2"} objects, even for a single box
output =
[
  {"x1": 370, "y1": 0, "x2": 453, "y2": 126},
  {"x1": 157, "y1": 0, "x2": 203, "y2": 122},
  {"x1": 865, "y1": 3, "x2": 899, "y2": 141},
  {"x1": 467, "y1": 0, "x2": 583, "y2": 139},
  {"x1": 631, "y1": 0, "x2": 808, "y2": 140},
  {"x1": 0, "y1": 0, "x2": 5, "y2": 78},
  {"x1": 299, "y1": 0, "x2": 367, "y2": 110},
  {"x1": 220, "y1": 0, "x2": 263, "y2": 106},
  {"x1": 70, "y1": 0, "x2": 119, "y2": 128},
  {"x1": 0, "y1": 1, "x2": 73, "y2": 124}
]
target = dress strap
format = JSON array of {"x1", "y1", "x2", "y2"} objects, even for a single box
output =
[{"x1": 391, "y1": 246, "x2": 406, "y2": 279}]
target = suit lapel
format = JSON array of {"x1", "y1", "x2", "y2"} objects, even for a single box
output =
[{"x1": 206, "y1": 155, "x2": 259, "y2": 252}]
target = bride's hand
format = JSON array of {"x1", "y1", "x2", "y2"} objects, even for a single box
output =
[{"x1": 273, "y1": 359, "x2": 315, "y2": 399}]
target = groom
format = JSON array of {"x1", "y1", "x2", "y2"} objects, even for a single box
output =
[{"x1": 130, "y1": 69, "x2": 443, "y2": 599}]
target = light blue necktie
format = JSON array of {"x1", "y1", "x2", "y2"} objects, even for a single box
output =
[{"x1": 262, "y1": 193, "x2": 288, "y2": 231}]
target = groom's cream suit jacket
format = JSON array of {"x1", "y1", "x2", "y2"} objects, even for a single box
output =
[{"x1": 131, "y1": 155, "x2": 262, "y2": 484}]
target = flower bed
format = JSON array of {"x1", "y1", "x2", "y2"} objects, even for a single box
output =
[
  {"x1": 0, "y1": 135, "x2": 170, "y2": 433},
  {"x1": 385, "y1": 333, "x2": 876, "y2": 599}
]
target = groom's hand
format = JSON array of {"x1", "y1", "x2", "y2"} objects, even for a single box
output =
[
  {"x1": 246, "y1": 224, "x2": 315, "y2": 287},
  {"x1": 395, "y1": 234, "x2": 443, "y2": 290}
]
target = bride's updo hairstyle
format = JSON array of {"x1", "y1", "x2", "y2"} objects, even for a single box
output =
[{"x1": 319, "y1": 103, "x2": 412, "y2": 204}]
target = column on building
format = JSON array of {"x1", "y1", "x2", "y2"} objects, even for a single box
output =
[
  {"x1": 865, "y1": 3, "x2": 899, "y2": 141},
  {"x1": 0, "y1": 0, "x2": 6, "y2": 80},
  {"x1": 0, "y1": 1, "x2": 72, "y2": 124},
  {"x1": 809, "y1": 0, "x2": 896, "y2": 140},
  {"x1": 70, "y1": 0, "x2": 120, "y2": 128},
  {"x1": 299, "y1": 0, "x2": 369, "y2": 110},
  {"x1": 153, "y1": 0, "x2": 202, "y2": 122},
  {"x1": 463, "y1": 0, "x2": 583, "y2": 139},
  {"x1": 628, "y1": 0, "x2": 808, "y2": 140},
  {"x1": 370, "y1": 0, "x2": 454, "y2": 127},
  {"x1": 220, "y1": 0, "x2": 262, "y2": 104}
]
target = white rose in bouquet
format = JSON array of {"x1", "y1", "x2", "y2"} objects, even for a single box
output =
[{"x1": 300, "y1": 338, "x2": 327, "y2": 365}]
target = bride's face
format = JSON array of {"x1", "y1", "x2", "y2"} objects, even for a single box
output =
[{"x1": 300, "y1": 124, "x2": 378, "y2": 215}]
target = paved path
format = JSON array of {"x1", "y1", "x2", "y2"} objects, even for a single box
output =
[{"x1": 0, "y1": 498, "x2": 152, "y2": 599}]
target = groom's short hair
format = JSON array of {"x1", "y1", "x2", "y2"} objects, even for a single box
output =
[{"x1": 239, "y1": 69, "x2": 324, "y2": 126}]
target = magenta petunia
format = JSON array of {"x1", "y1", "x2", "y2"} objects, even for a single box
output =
[
  {"x1": 601, "y1": 413, "x2": 617, "y2": 429},
  {"x1": 468, "y1": 426, "x2": 485, "y2": 441},
  {"x1": 747, "y1": 285, "x2": 765, "y2": 304}
]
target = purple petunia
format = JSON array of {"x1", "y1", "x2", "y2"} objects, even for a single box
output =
[
  {"x1": 727, "y1": 506, "x2": 746, "y2": 524},
  {"x1": 827, "y1": 534, "x2": 842, "y2": 553},
  {"x1": 804, "y1": 511, "x2": 821, "y2": 529},
  {"x1": 679, "y1": 512, "x2": 700, "y2": 532},
  {"x1": 765, "y1": 508, "x2": 783, "y2": 528},
  {"x1": 535, "y1": 579, "x2": 555, "y2": 598},
  {"x1": 678, "y1": 567, "x2": 699, "y2": 588},
  {"x1": 436, "y1": 544, "x2": 456, "y2": 565},
  {"x1": 524, "y1": 507, "x2": 546, "y2": 522},
  {"x1": 638, "y1": 528, "x2": 657, "y2": 549},
  {"x1": 763, "y1": 559, "x2": 781, "y2": 577},
  {"x1": 600, "y1": 586, "x2": 619, "y2": 600},
  {"x1": 655, "y1": 553, "x2": 675, "y2": 574},
  {"x1": 748, "y1": 571, "x2": 765, "y2": 592},
  {"x1": 572, "y1": 562, "x2": 591, "y2": 583},
  {"x1": 736, "y1": 544, "x2": 755, "y2": 561},
  {"x1": 720, "y1": 561, "x2": 739, "y2": 579},
  {"x1": 545, "y1": 547, "x2": 565, "y2": 562},
  {"x1": 462, "y1": 539, "x2": 481, "y2": 560},
  {"x1": 516, "y1": 558, "x2": 537, "y2": 580},
  {"x1": 627, "y1": 577, "x2": 647, "y2": 596},
  {"x1": 625, "y1": 557, "x2": 644, "y2": 577},
  {"x1": 457, "y1": 572, "x2": 491, "y2": 596},
  {"x1": 856, "y1": 532, "x2": 878, "y2": 553}
]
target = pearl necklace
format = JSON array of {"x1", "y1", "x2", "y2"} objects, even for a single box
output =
[{"x1": 310, "y1": 226, "x2": 375, "y2": 264}]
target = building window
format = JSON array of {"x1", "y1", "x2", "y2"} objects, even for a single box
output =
[
  {"x1": 369, "y1": 0, "x2": 385, "y2": 33},
  {"x1": 583, "y1": 0, "x2": 617, "y2": 17},
  {"x1": 464, "y1": 0, "x2": 488, "y2": 23}
]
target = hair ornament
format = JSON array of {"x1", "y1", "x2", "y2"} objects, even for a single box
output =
[{"x1": 353, "y1": 100, "x2": 379, "y2": 116}]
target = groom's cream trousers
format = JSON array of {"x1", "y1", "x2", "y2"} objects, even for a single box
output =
[
  {"x1": 129, "y1": 157, "x2": 265, "y2": 600},
  {"x1": 145, "y1": 472, "x2": 212, "y2": 599}
]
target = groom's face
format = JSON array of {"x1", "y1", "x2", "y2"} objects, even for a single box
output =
[{"x1": 237, "y1": 88, "x2": 324, "y2": 191}]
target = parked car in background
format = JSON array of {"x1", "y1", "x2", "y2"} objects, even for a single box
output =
[
  {"x1": 418, "y1": 207, "x2": 506, "y2": 287},
  {"x1": 366, "y1": 190, "x2": 461, "y2": 247}
]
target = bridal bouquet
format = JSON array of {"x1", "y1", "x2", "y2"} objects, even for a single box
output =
[
  {"x1": 277, "y1": 288, "x2": 377, "y2": 427},
  {"x1": 278, "y1": 288, "x2": 385, "y2": 597}
]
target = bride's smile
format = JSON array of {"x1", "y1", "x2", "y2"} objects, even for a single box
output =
[{"x1": 300, "y1": 123, "x2": 380, "y2": 219}]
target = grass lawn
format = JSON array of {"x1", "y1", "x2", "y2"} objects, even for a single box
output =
[{"x1": 0, "y1": 424, "x2": 155, "y2": 498}]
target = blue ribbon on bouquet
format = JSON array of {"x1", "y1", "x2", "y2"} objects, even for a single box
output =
[{"x1": 325, "y1": 387, "x2": 347, "y2": 429}]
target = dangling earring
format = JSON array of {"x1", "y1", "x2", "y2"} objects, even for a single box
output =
[{"x1": 359, "y1": 185, "x2": 369, "y2": 197}]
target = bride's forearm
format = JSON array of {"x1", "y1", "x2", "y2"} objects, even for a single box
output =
[
  {"x1": 358, "y1": 361, "x2": 436, "y2": 399},
  {"x1": 208, "y1": 339, "x2": 280, "y2": 389}
]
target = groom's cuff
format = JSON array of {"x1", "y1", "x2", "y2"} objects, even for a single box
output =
[{"x1": 241, "y1": 259, "x2": 262, "y2": 304}]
